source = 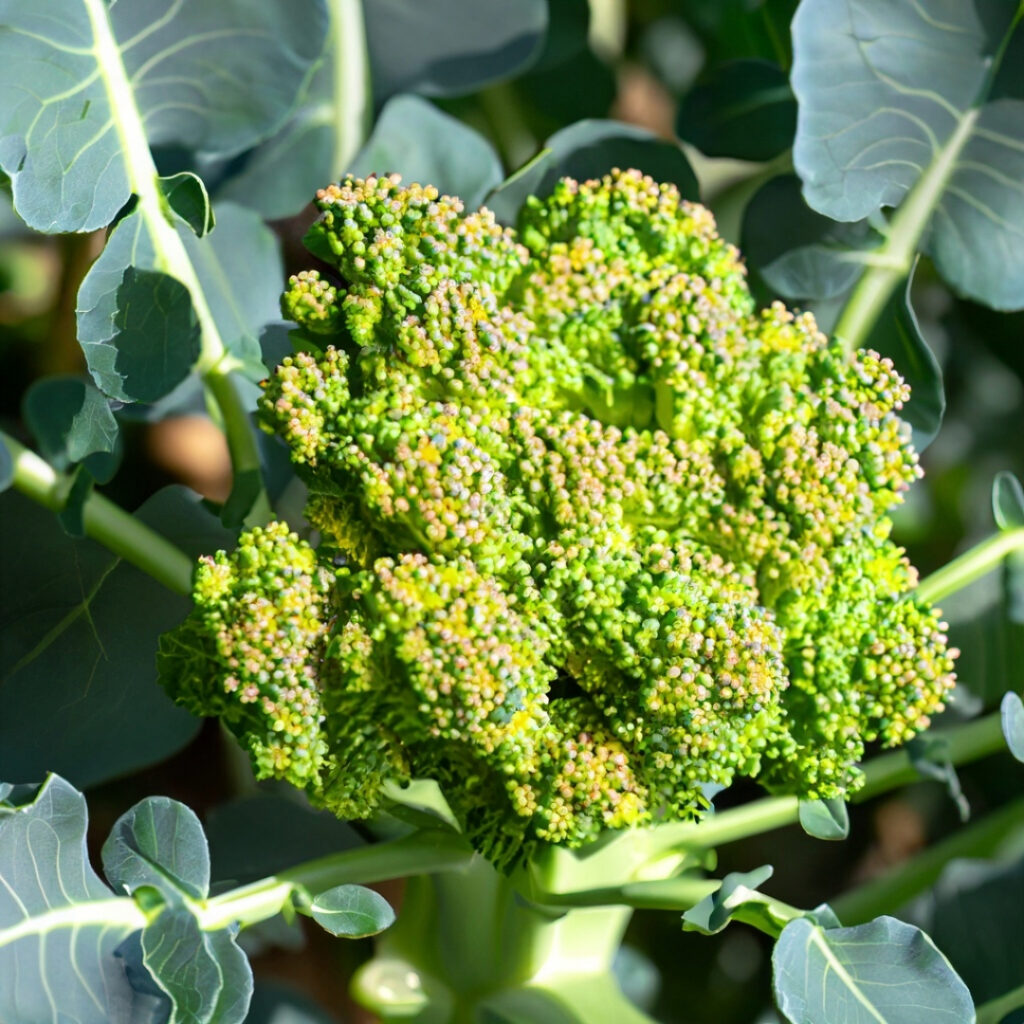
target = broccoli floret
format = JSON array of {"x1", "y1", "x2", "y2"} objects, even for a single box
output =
[{"x1": 161, "y1": 170, "x2": 956, "y2": 859}]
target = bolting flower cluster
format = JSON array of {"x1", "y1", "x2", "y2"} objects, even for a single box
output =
[{"x1": 160, "y1": 170, "x2": 957, "y2": 860}]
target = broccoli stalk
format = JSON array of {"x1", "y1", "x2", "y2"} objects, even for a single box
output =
[{"x1": 160, "y1": 170, "x2": 956, "y2": 865}]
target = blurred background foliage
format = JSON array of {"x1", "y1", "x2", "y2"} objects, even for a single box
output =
[{"x1": 0, "y1": 0, "x2": 1021, "y2": 1021}]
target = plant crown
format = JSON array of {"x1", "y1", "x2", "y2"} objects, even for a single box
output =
[{"x1": 159, "y1": 170, "x2": 957, "y2": 863}]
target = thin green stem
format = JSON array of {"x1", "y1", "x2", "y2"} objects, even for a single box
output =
[
  {"x1": 830, "y1": 797, "x2": 1024, "y2": 925},
  {"x1": 977, "y1": 983, "x2": 1024, "y2": 1024},
  {"x1": 915, "y1": 528, "x2": 1024, "y2": 604},
  {"x1": 200, "y1": 829, "x2": 472, "y2": 931},
  {"x1": 625, "y1": 709, "x2": 1009, "y2": 858},
  {"x1": 2, "y1": 432, "x2": 194, "y2": 596}
]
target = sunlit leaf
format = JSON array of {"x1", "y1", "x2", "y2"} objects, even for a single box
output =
[
  {"x1": 792, "y1": 0, "x2": 1024, "y2": 310},
  {"x1": 682, "y1": 865, "x2": 776, "y2": 935},
  {"x1": 798, "y1": 796, "x2": 849, "y2": 841},
  {"x1": 77, "y1": 203, "x2": 281, "y2": 400},
  {"x1": 0, "y1": 776, "x2": 138, "y2": 1023},
  {"x1": 0, "y1": 0, "x2": 326, "y2": 232},
  {"x1": 993, "y1": 472, "x2": 1024, "y2": 531},
  {"x1": 1002, "y1": 692, "x2": 1024, "y2": 763},
  {"x1": 773, "y1": 916, "x2": 974, "y2": 1024},
  {"x1": 310, "y1": 885, "x2": 395, "y2": 938}
]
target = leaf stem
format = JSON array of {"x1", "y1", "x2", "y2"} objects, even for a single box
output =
[
  {"x1": 829, "y1": 796, "x2": 1024, "y2": 925},
  {"x1": 199, "y1": 830, "x2": 472, "y2": 931},
  {"x1": 82, "y1": 0, "x2": 268, "y2": 506},
  {"x1": 833, "y1": 110, "x2": 979, "y2": 352},
  {"x1": 914, "y1": 527, "x2": 1024, "y2": 604},
  {"x1": 977, "y1": 983, "x2": 1024, "y2": 1024},
  {"x1": 329, "y1": 0, "x2": 372, "y2": 178},
  {"x1": 2, "y1": 431, "x2": 195, "y2": 596}
]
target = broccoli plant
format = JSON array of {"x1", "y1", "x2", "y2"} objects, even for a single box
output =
[{"x1": 1, "y1": 1, "x2": 1024, "y2": 1023}]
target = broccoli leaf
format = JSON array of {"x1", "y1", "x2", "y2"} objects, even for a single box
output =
[
  {"x1": 0, "y1": 776, "x2": 140, "y2": 1024},
  {"x1": 0, "y1": 0, "x2": 326, "y2": 233},
  {"x1": 350, "y1": 95, "x2": 503, "y2": 210},
  {"x1": 682, "y1": 865, "x2": 780, "y2": 935},
  {"x1": 77, "y1": 203, "x2": 281, "y2": 402},
  {"x1": 792, "y1": 0, "x2": 1024, "y2": 310},
  {"x1": 486, "y1": 120, "x2": 699, "y2": 224},
  {"x1": 310, "y1": 885, "x2": 395, "y2": 938},
  {"x1": 1001, "y1": 692, "x2": 1024, "y2": 763},
  {"x1": 798, "y1": 796, "x2": 850, "y2": 841},
  {"x1": 993, "y1": 472, "x2": 1024, "y2": 531},
  {"x1": 677, "y1": 59, "x2": 795, "y2": 162},
  {"x1": 22, "y1": 375, "x2": 121, "y2": 483},
  {"x1": 159, "y1": 172, "x2": 215, "y2": 238},
  {"x1": 365, "y1": 0, "x2": 547, "y2": 101},
  {"x1": 0, "y1": 487, "x2": 231, "y2": 787},
  {"x1": 773, "y1": 916, "x2": 974, "y2": 1024}
]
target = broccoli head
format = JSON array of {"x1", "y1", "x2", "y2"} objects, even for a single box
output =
[{"x1": 160, "y1": 170, "x2": 956, "y2": 860}]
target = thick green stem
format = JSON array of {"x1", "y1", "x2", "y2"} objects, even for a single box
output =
[
  {"x1": 2, "y1": 432, "x2": 194, "y2": 596},
  {"x1": 833, "y1": 110, "x2": 978, "y2": 352},
  {"x1": 915, "y1": 528, "x2": 1024, "y2": 604},
  {"x1": 328, "y1": 0, "x2": 372, "y2": 177},
  {"x1": 830, "y1": 797, "x2": 1024, "y2": 925}
]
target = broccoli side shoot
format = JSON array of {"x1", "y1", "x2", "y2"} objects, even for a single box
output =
[{"x1": 160, "y1": 170, "x2": 956, "y2": 861}]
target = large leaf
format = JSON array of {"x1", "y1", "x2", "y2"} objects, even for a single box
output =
[
  {"x1": 791, "y1": 0, "x2": 1024, "y2": 310},
  {"x1": 349, "y1": 95, "x2": 503, "y2": 210},
  {"x1": 364, "y1": 0, "x2": 547, "y2": 101},
  {"x1": 773, "y1": 915, "x2": 975, "y2": 1024},
  {"x1": 677, "y1": 59, "x2": 795, "y2": 161},
  {"x1": 0, "y1": 776, "x2": 139, "y2": 1024},
  {"x1": 926, "y1": 854, "x2": 1024, "y2": 1007},
  {"x1": 486, "y1": 120, "x2": 699, "y2": 224},
  {"x1": 0, "y1": 0, "x2": 326, "y2": 233},
  {"x1": 216, "y1": 0, "x2": 369, "y2": 220},
  {"x1": 0, "y1": 487, "x2": 232, "y2": 787},
  {"x1": 76, "y1": 202, "x2": 281, "y2": 401}
]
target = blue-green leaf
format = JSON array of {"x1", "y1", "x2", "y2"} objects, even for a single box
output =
[
  {"x1": 103, "y1": 798, "x2": 210, "y2": 902},
  {"x1": 160, "y1": 172, "x2": 215, "y2": 237},
  {"x1": 0, "y1": 776, "x2": 139, "y2": 1023},
  {"x1": 77, "y1": 203, "x2": 281, "y2": 399},
  {"x1": 310, "y1": 884, "x2": 395, "y2": 938},
  {"x1": 798, "y1": 796, "x2": 850, "y2": 840},
  {"x1": 791, "y1": 0, "x2": 1024, "y2": 310},
  {"x1": 112, "y1": 267, "x2": 202, "y2": 403},
  {"x1": 677, "y1": 59, "x2": 795, "y2": 161},
  {"x1": 247, "y1": 982, "x2": 336, "y2": 1024},
  {"x1": 486, "y1": 120, "x2": 699, "y2": 224},
  {"x1": 993, "y1": 472, "x2": 1024, "y2": 531},
  {"x1": 682, "y1": 865, "x2": 775, "y2": 935},
  {"x1": 0, "y1": 0, "x2": 326, "y2": 233},
  {"x1": 22, "y1": 375, "x2": 121, "y2": 483},
  {"x1": 364, "y1": 0, "x2": 547, "y2": 101},
  {"x1": 0, "y1": 487, "x2": 231, "y2": 788},
  {"x1": 869, "y1": 263, "x2": 946, "y2": 452},
  {"x1": 773, "y1": 916, "x2": 975, "y2": 1024},
  {"x1": 141, "y1": 908, "x2": 253, "y2": 1024},
  {"x1": 1002, "y1": 692, "x2": 1024, "y2": 763},
  {"x1": 350, "y1": 95, "x2": 503, "y2": 210}
]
